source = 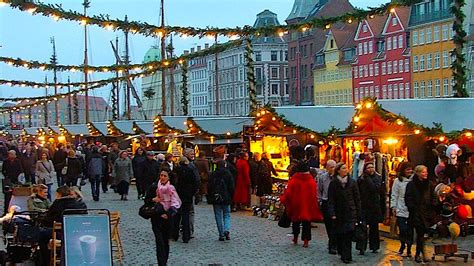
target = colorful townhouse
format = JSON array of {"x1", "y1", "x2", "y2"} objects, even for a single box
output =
[
  {"x1": 408, "y1": 0, "x2": 455, "y2": 98},
  {"x1": 313, "y1": 23, "x2": 357, "y2": 105}
]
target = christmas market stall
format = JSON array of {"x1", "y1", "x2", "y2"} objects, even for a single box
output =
[{"x1": 150, "y1": 116, "x2": 190, "y2": 154}]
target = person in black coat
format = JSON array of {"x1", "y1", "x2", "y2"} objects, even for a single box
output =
[
  {"x1": 356, "y1": 162, "x2": 383, "y2": 254},
  {"x1": 132, "y1": 147, "x2": 147, "y2": 199},
  {"x1": 64, "y1": 150, "x2": 83, "y2": 187},
  {"x1": 2, "y1": 150, "x2": 24, "y2": 214},
  {"x1": 208, "y1": 159, "x2": 235, "y2": 241},
  {"x1": 328, "y1": 163, "x2": 361, "y2": 264},
  {"x1": 405, "y1": 165, "x2": 438, "y2": 263},
  {"x1": 247, "y1": 152, "x2": 259, "y2": 193},
  {"x1": 256, "y1": 152, "x2": 277, "y2": 196},
  {"x1": 173, "y1": 157, "x2": 199, "y2": 243},
  {"x1": 52, "y1": 143, "x2": 67, "y2": 186},
  {"x1": 140, "y1": 151, "x2": 161, "y2": 195}
]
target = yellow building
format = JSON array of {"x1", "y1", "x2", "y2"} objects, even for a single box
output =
[
  {"x1": 409, "y1": 0, "x2": 456, "y2": 98},
  {"x1": 314, "y1": 25, "x2": 356, "y2": 105}
]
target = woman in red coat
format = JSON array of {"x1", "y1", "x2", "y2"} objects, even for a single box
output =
[
  {"x1": 233, "y1": 152, "x2": 251, "y2": 209},
  {"x1": 280, "y1": 160, "x2": 323, "y2": 248}
]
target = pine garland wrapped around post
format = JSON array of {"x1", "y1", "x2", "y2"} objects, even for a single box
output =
[
  {"x1": 180, "y1": 61, "x2": 189, "y2": 116},
  {"x1": 27, "y1": 107, "x2": 32, "y2": 128},
  {"x1": 245, "y1": 38, "x2": 257, "y2": 114},
  {"x1": 73, "y1": 94, "x2": 79, "y2": 124},
  {"x1": 450, "y1": 0, "x2": 469, "y2": 97}
]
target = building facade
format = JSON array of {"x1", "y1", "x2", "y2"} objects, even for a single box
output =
[
  {"x1": 207, "y1": 10, "x2": 289, "y2": 116},
  {"x1": 313, "y1": 24, "x2": 356, "y2": 105},
  {"x1": 189, "y1": 48, "x2": 209, "y2": 116},
  {"x1": 286, "y1": 0, "x2": 354, "y2": 105}
]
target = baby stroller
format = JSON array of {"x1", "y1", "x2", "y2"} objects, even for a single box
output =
[{"x1": 1, "y1": 211, "x2": 44, "y2": 264}]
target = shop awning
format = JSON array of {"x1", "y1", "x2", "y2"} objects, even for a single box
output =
[
  {"x1": 49, "y1": 126, "x2": 61, "y2": 134},
  {"x1": 161, "y1": 116, "x2": 189, "y2": 132},
  {"x1": 191, "y1": 117, "x2": 253, "y2": 135},
  {"x1": 135, "y1": 121, "x2": 154, "y2": 134},
  {"x1": 62, "y1": 124, "x2": 90, "y2": 136},
  {"x1": 378, "y1": 98, "x2": 474, "y2": 132},
  {"x1": 275, "y1": 106, "x2": 354, "y2": 133},
  {"x1": 7, "y1": 130, "x2": 22, "y2": 136},
  {"x1": 111, "y1": 120, "x2": 136, "y2": 135},
  {"x1": 90, "y1": 122, "x2": 109, "y2": 136},
  {"x1": 188, "y1": 138, "x2": 244, "y2": 145},
  {"x1": 23, "y1": 127, "x2": 42, "y2": 136}
]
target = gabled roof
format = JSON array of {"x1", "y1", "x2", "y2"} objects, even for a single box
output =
[
  {"x1": 275, "y1": 106, "x2": 354, "y2": 133},
  {"x1": 23, "y1": 127, "x2": 42, "y2": 136},
  {"x1": 161, "y1": 116, "x2": 189, "y2": 132},
  {"x1": 332, "y1": 23, "x2": 357, "y2": 50},
  {"x1": 48, "y1": 126, "x2": 61, "y2": 134},
  {"x1": 190, "y1": 117, "x2": 253, "y2": 136},
  {"x1": 62, "y1": 124, "x2": 90, "y2": 136},
  {"x1": 252, "y1": 9, "x2": 285, "y2": 44},
  {"x1": 111, "y1": 120, "x2": 137, "y2": 135},
  {"x1": 134, "y1": 121, "x2": 154, "y2": 134},
  {"x1": 286, "y1": 0, "x2": 319, "y2": 22},
  {"x1": 307, "y1": 0, "x2": 353, "y2": 20},
  {"x1": 90, "y1": 122, "x2": 108, "y2": 136},
  {"x1": 355, "y1": 15, "x2": 388, "y2": 41},
  {"x1": 378, "y1": 98, "x2": 474, "y2": 132},
  {"x1": 382, "y1": 7, "x2": 410, "y2": 35}
]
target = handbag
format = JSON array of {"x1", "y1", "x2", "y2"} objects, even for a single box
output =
[
  {"x1": 352, "y1": 222, "x2": 368, "y2": 242},
  {"x1": 139, "y1": 202, "x2": 165, "y2": 220},
  {"x1": 278, "y1": 210, "x2": 291, "y2": 228},
  {"x1": 61, "y1": 158, "x2": 68, "y2": 176}
]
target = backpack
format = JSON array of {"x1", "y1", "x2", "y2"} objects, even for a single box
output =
[{"x1": 210, "y1": 174, "x2": 227, "y2": 204}]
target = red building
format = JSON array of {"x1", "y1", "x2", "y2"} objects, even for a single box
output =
[
  {"x1": 286, "y1": 0, "x2": 354, "y2": 105},
  {"x1": 352, "y1": 7, "x2": 412, "y2": 103}
]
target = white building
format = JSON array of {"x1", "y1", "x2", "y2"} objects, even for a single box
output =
[{"x1": 188, "y1": 46, "x2": 209, "y2": 116}]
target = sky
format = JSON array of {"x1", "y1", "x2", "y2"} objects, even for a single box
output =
[{"x1": 0, "y1": 0, "x2": 386, "y2": 103}]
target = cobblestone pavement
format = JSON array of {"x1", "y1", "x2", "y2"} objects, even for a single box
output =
[{"x1": 3, "y1": 184, "x2": 474, "y2": 265}]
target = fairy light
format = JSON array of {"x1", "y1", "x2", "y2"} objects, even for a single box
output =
[
  {"x1": 278, "y1": 31, "x2": 285, "y2": 37},
  {"x1": 181, "y1": 33, "x2": 188, "y2": 39},
  {"x1": 414, "y1": 129, "x2": 421, "y2": 135},
  {"x1": 390, "y1": 7, "x2": 396, "y2": 13},
  {"x1": 365, "y1": 102, "x2": 373, "y2": 109},
  {"x1": 80, "y1": 19, "x2": 88, "y2": 26},
  {"x1": 26, "y1": 7, "x2": 37, "y2": 14},
  {"x1": 301, "y1": 27, "x2": 308, "y2": 32},
  {"x1": 0, "y1": 1, "x2": 7, "y2": 7},
  {"x1": 347, "y1": 18, "x2": 353, "y2": 24},
  {"x1": 52, "y1": 14, "x2": 60, "y2": 21},
  {"x1": 439, "y1": 136, "x2": 446, "y2": 142},
  {"x1": 466, "y1": 132, "x2": 473, "y2": 138},
  {"x1": 353, "y1": 116, "x2": 360, "y2": 123},
  {"x1": 396, "y1": 120, "x2": 403, "y2": 126},
  {"x1": 206, "y1": 34, "x2": 215, "y2": 40},
  {"x1": 105, "y1": 24, "x2": 114, "y2": 31},
  {"x1": 325, "y1": 24, "x2": 331, "y2": 29}
]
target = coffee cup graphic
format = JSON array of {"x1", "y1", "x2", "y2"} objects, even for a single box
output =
[{"x1": 79, "y1": 235, "x2": 97, "y2": 264}]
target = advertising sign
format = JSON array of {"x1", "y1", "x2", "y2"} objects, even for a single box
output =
[{"x1": 63, "y1": 214, "x2": 112, "y2": 265}]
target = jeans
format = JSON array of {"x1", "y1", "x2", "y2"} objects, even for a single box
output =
[
  {"x1": 56, "y1": 173, "x2": 64, "y2": 187},
  {"x1": 397, "y1": 216, "x2": 413, "y2": 252},
  {"x1": 190, "y1": 200, "x2": 195, "y2": 236},
  {"x1": 101, "y1": 174, "x2": 109, "y2": 192},
  {"x1": 90, "y1": 175, "x2": 101, "y2": 200},
  {"x1": 321, "y1": 200, "x2": 337, "y2": 251},
  {"x1": 292, "y1": 221, "x2": 311, "y2": 241},
  {"x1": 46, "y1": 183, "x2": 52, "y2": 201},
  {"x1": 213, "y1": 204, "x2": 231, "y2": 237}
]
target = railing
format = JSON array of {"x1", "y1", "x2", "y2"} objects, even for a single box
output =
[{"x1": 410, "y1": 10, "x2": 453, "y2": 26}]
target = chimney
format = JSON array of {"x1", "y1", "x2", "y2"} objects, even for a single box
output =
[
  {"x1": 205, "y1": 43, "x2": 209, "y2": 49},
  {"x1": 191, "y1": 47, "x2": 195, "y2": 53},
  {"x1": 184, "y1": 50, "x2": 189, "y2": 55}
]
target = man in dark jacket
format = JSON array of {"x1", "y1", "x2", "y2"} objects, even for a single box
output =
[
  {"x1": 2, "y1": 150, "x2": 24, "y2": 214},
  {"x1": 357, "y1": 163, "x2": 383, "y2": 254},
  {"x1": 39, "y1": 186, "x2": 87, "y2": 265},
  {"x1": 405, "y1": 165, "x2": 437, "y2": 263},
  {"x1": 247, "y1": 152, "x2": 259, "y2": 194},
  {"x1": 184, "y1": 148, "x2": 200, "y2": 237},
  {"x1": 88, "y1": 147, "x2": 105, "y2": 201},
  {"x1": 20, "y1": 145, "x2": 37, "y2": 184},
  {"x1": 140, "y1": 151, "x2": 161, "y2": 194},
  {"x1": 107, "y1": 143, "x2": 120, "y2": 190},
  {"x1": 52, "y1": 143, "x2": 67, "y2": 186},
  {"x1": 208, "y1": 159, "x2": 235, "y2": 241},
  {"x1": 173, "y1": 157, "x2": 199, "y2": 243},
  {"x1": 194, "y1": 152, "x2": 210, "y2": 204}
]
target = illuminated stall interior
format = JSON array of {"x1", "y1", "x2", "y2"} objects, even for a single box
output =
[{"x1": 151, "y1": 116, "x2": 189, "y2": 153}]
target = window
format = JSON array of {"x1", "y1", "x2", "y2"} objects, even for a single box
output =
[
  {"x1": 255, "y1": 67, "x2": 262, "y2": 80},
  {"x1": 364, "y1": 65, "x2": 368, "y2": 77},
  {"x1": 344, "y1": 49, "x2": 354, "y2": 61},
  {"x1": 427, "y1": 54, "x2": 432, "y2": 70},
  {"x1": 434, "y1": 25, "x2": 440, "y2": 42},
  {"x1": 413, "y1": 31, "x2": 418, "y2": 46},
  {"x1": 358, "y1": 43, "x2": 363, "y2": 55},
  {"x1": 398, "y1": 35, "x2": 403, "y2": 49},
  {"x1": 375, "y1": 86, "x2": 380, "y2": 97},
  {"x1": 363, "y1": 24, "x2": 368, "y2": 33},
  {"x1": 271, "y1": 84, "x2": 279, "y2": 95},
  {"x1": 443, "y1": 78, "x2": 449, "y2": 96},
  {"x1": 363, "y1": 42, "x2": 368, "y2": 54},
  {"x1": 374, "y1": 63, "x2": 379, "y2": 76},
  {"x1": 442, "y1": 24, "x2": 448, "y2": 41},
  {"x1": 382, "y1": 85, "x2": 387, "y2": 98},
  {"x1": 271, "y1": 67, "x2": 278, "y2": 78},
  {"x1": 405, "y1": 83, "x2": 410, "y2": 98},
  {"x1": 414, "y1": 81, "x2": 419, "y2": 98},
  {"x1": 359, "y1": 66, "x2": 363, "y2": 77},
  {"x1": 435, "y1": 79, "x2": 441, "y2": 96},
  {"x1": 419, "y1": 55, "x2": 425, "y2": 71},
  {"x1": 413, "y1": 56, "x2": 418, "y2": 72},
  {"x1": 330, "y1": 39, "x2": 334, "y2": 49},
  {"x1": 255, "y1": 51, "x2": 262, "y2": 61},
  {"x1": 369, "y1": 64, "x2": 373, "y2": 76},
  {"x1": 442, "y1": 50, "x2": 449, "y2": 68},
  {"x1": 393, "y1": 60, "x2": 398, "y2": 73},
  {"x1": 399, "y1": 83, "x2": 405, "y2": 98},
  {"x1": 426, "y1": 28, "x2": 432, "y2": 43},
  {"x1": 387, "y1": 36, "x2": 392, "y2": 50},
  {"x1": 420, "y1": 81, "x2": 426, "y2": 97},
  {"x1": 399, "y1": 59, "x2": 403, "y2": 73},
  {"x1": 393, "y1": 84, "x2": 398, "y2": 99},
  {"x1": 450, "y1": 26, "x2": 455, "y2": 40},
  {"x1": 388, "y1": 84, "x2": 393, "y2": 99},
  {"x1": 368, "y1": 41, "x2": 373, "y2": 54},
  {"x1": 256, "y1": 84, "x2": 263, "y2": 95},
  {"x1": 419, "y1": 29, "x2": 425, "y2": 44},
  {"x1": 382, "y1": 62, "x2": 387, "y2": 75},
  {"x1": 393, "y1": 36, "x2": 398, "y2": 50},
  {"x1": 434, "y1": 52, "x2": 440, "y2": 69},
  {"x1": 427, "y1": 80, "x2": 433, "y2": 97},
  {"x1": 387, "y1": 61, "x2": 392, "y2": 74},
  {"x1": 405, "y1": 59, "x2": 409, "y2": 72},
  {"x1": 354, "y1": 88, "x2": 359, "y2": 102},
  {"x1": 271, "y1": 51, "x2": 278, "y2": 61},
  {"x1": 392, "y1": 17, "x2": 398, "y2": 26},
  {"x1": 354, "y1": 67, "x2": 358, "y2": 78},
  {"x1": 316, "y1": 54, "x2": 325, "y2": 65},
  {"x1": 369, "y1": 86, "x2": 374, "y2": 96}
]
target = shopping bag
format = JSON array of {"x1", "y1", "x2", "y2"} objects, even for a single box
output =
[{"x1": 278, "y1": 211, "x2": 291, "y2": 228}]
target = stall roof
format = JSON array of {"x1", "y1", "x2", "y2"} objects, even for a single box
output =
[
  {"x1": 378, "y1": 98, "x2": 474, "y2": 132},
  {"x1": 62, "y1": 124, "x2": 90, "y2": 136},
  {"x1": 49, "y1": 126, "x2": 61, "y2": 134},
  {"x1": 161, "y1": 116, "x2": 189, "y2": 132},
  {"x1": 274, "y1": 106, "x2": 354, "y2": 132},
  {"x1": 7, "y1": 130, "x2": 22, "y2": 136},
  {"x1": 90, "y1": 122, "x2": 109, "y2": 136},
  {"x1": 192, "y1": 117, "x2": 253, "y2": 135},
  {"x1": 135, "y1": 121, "x2": 154, "y2": 134},
  {"x1": 189, "y1": 138, "x2": 244, "y2": 145},
  {"x1": 111, "y1": 120, "x2": 137, "y2": 135},
  {"x1": 24, "y1": 127, "x2": 42, "y2": 135}
]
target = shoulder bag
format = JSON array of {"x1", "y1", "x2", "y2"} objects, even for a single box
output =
[
  {"x1": 61, "y1": 158, "x2": 68, "y2": 176},
  {"x1": 41, "y1": 161, "x2": 56, "y2": 185}
]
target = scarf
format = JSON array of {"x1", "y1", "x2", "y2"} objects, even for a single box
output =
[{"x1": 337, "y1": 175, "x2": 349, "y2": 188}]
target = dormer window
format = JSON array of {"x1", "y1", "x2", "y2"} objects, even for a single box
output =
[
  {"x1": 363, "y1": 24, "x2": 368, "y2": 33},
  {"x1": 392, "y1": 17, "x2": 398, "y2": 26},
  {"x1": 316, "y1": 54, "x2": 325, "y2": 65}
]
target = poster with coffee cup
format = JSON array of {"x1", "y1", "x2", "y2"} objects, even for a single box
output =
[{"x1": 63, "y1": 215, "x2": 112, "y2": 265}]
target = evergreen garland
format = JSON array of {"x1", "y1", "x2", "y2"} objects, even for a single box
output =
[
  {"x1": 450, "y1": 0, "x2": 469, "y2": 97},
  {"x1": 73, "y1": 94, "x2": 79, "y2": 124},
  {"x1": 180, "y1": 61, "x2": 189, "y2": 116},
  {"x1": 245, "y1": 38, "x2": 257, "y2": 114}
]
